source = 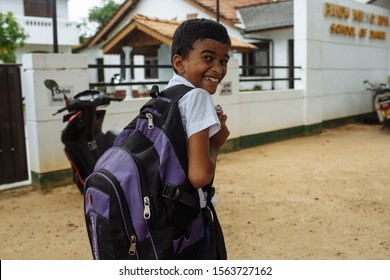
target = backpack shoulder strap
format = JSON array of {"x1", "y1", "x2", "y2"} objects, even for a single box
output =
[{"x1": 159, "y1": 84, "x2": 194, "y2": 102}]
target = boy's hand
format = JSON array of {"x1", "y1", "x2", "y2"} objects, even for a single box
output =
[
  {"x1": 187, "y1": 107, "x2": 229, "y2": 188},
  {"x1": 211, "y1": 112, "x2": 230, "y2": 149},
  {"x1": 215, "y1": 105, "x2": 223, "y2": 115}
]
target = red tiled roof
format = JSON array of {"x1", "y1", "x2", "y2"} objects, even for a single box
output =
[{"x1": 103, "y1": 14, "x2": 257, "y2": 54}]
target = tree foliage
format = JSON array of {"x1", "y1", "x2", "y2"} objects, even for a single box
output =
[
  {"x1": 78, "y1": 0, "x2": 123, "y2": 38},
  {"x1": 0, "y1": 12, "x2": 28, "y2": 63},
  {"x1": 89, "y1": 0, "x2": 122, "y2": 27}
]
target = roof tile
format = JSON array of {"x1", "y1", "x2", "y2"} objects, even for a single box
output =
[
  {"x1": 103, "y1": 14, "x2": 257, "y2": 54},
  {"x1": 238, "y1": 0, "x2": 293, "y2": 32}
]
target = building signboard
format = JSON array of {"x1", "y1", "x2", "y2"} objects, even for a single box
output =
[{"x1": 324, "y1": 2, "x2": 389, "y2": 40}]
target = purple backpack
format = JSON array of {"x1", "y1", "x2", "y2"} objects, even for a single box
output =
[{"x1": 84, "y1": 85, "x2": 227, "y2": 260}]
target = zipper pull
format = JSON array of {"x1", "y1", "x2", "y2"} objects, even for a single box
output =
[
  {"x1": 143, "y1": 197, "x2": 151, "y2": 219},
  {"x1": 128, "y1": 235, "x2": 137, "y2": 255},
  {"x1": 145, "y1": 113, "x2": 154, "y2": 129}
]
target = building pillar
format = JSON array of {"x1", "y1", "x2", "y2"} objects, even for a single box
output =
[
  {"x1": 294, "y1": 0, "x2": 322, "y2": 128},
  {"x1": 122, "y1": 46, "x2": 133, "y2": 100},
  {"x1": 22, "y1": 53, "x2": 89, "y2": 189}
]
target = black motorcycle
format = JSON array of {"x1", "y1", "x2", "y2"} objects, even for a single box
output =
[{"x1": 47, "y1": 80, "x2": 123, "y2": 193}]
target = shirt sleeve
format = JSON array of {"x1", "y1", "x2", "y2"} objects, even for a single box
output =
[{"x1": 179, "y1": 88, "x2": 221, "y2": 139}]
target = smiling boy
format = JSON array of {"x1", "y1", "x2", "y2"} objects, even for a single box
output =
[{"x1": 166, "y1": 18, "x2": 231, "y2": 259}]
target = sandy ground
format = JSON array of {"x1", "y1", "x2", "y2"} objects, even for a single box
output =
[{"x1": 1, "y1": 123, "x2": 390, "y2": 260}]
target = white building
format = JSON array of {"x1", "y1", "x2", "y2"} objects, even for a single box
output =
[{"x1": 0, "y1": 0, "x2": 79, "y2": 63}]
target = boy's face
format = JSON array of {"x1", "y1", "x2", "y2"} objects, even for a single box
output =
[{"x1": 173, "y1": 38, "x2": 230, "y2": 94}]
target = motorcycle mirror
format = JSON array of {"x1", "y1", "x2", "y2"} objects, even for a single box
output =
[{"x1": 110, "y1": 73, "x2": 124, "y2": 84}]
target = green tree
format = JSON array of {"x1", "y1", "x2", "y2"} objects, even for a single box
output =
[
  {"x1": 89, "y1": 0, "x2": 122, "y2": 27},
  {"x1": 78, "y1": 0, "x2": 124, "y2": 38},
  {"x1": 0, "y1": 12, "x2": 28, "y2": 63}
]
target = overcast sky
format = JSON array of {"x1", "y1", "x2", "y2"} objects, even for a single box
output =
[{"x1": 67, "y1": 0, "x2": 101, "y2": 21}]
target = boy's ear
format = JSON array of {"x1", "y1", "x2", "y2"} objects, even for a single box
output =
[{"x1": 172, "y1": 54, "x2": 184, "y2": 74}]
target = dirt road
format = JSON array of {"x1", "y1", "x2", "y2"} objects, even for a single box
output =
[{"x1": 1, "y1": 123, "x2": 389, "y2": 259}]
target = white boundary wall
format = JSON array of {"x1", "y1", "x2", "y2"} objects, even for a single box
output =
[{"x1": 20, "y1": 55, "x2": 304, "y2": 178}]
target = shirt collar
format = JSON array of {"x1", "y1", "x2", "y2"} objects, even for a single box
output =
[{"x1": 166, "y1": 73, "x2": 195, "y2": 89}]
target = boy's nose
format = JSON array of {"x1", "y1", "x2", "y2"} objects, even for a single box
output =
[{"x1": 212, "y1": 64, "x2": 222, "y2": 75}]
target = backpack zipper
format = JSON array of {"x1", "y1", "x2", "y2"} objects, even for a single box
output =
[
  {"x1": 130, "y1": 154, "x2": 156, "y2": 230},
  {"x1": 129, "y1": 235, "x2": 137, "y2": 255},
  {"x1": 117, "y1": 149, "x2": 159, "y2": 258},
  {"x1": 143, "y1": 197, "x2": 151, "y2": 219},
  {"x1": 97, "y1": 169, "x2": 139, "y2": 258},
  {"x1": 145, "y1": 113, "x2": 154, "y2": 129},
  {"x1": 130, "y1": 154, "x2": 159, "y2": 259}
]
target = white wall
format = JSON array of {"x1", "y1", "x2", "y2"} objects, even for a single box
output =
[
  {"x1": 57, "y1": 0, "x2": 69, "y2": 19},
  {"x1": 295, "y1": 0, "x2": 389, "y2": 124},
  {"x1": 15, "y1": 45, "x2": 74, "y2": 64},
  {"x1": 158, "y1": 44, "x2": 173, "y2": 82},
  {"x1": 22, "y1": 53, "x2": 89, "y2": 174},
  {"x1": 0, "y1": 0, "x2": 23, "y2": 15}
]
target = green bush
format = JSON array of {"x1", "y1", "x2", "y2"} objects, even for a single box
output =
[{"x1": 0, "y1": 12, "x2": 28, "y2": 63}]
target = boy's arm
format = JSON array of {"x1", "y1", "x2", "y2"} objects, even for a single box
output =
[{"x1": 187, "y1": 114, "x2": 229, "y2": 189}]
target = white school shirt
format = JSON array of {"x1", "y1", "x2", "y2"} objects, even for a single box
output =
[{"x1": 165, "y1": 73, "x2": 221, "y2": 208}]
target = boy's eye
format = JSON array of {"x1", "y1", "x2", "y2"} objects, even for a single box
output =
[
  {"x1": 202, "y1": 55, "x2": 229, "y2": 66},
  {"x1": 220, "y1": 59, "x2": 229, "y2": 66}
]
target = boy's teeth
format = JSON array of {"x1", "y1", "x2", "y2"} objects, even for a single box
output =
[{"x1": 206, "y1": 77, "x2": 218, "y2": 82}]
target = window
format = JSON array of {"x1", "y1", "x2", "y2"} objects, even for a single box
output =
[
  {"x1": 242, "y1": 42, "x2": 270, "y2": 77},
  {"x1": 144, "y1": 56, "x2": 158, "y2": 79},
  {"x1": 24, "y1": 0, "x2": 52, "y2": 18},
  {"x1": 96, "y1": 58, "x2": 104, "y2": 83}
]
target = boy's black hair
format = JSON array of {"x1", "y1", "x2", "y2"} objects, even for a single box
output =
[{"x1": 171, "y1": 18, "x2": 231, "y2": 72}]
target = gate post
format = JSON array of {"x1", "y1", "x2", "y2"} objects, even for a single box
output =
[
  {"x1": 22, "y1": 53, "x2": 89, "y2": 189},
  {"x1": 0, "y1": 65, "x2": 29, "y2": 189}
]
